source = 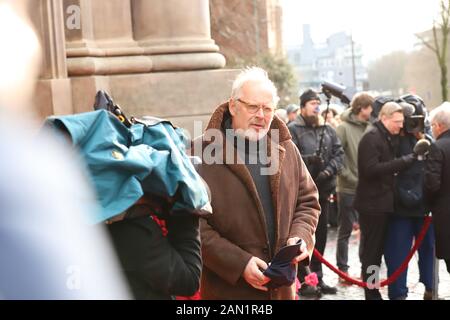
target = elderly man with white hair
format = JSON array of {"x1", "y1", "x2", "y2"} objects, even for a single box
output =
[
  {"x1": 424, "y1": 102, "x2": 450, "y2": 274},
  {"x1": 191, "y1": 67, "x2": 320, "y2": 299}
]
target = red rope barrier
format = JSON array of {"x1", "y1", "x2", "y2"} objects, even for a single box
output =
[{"x1": 313, "y1": 216, "x2": 433, "y2": 288}]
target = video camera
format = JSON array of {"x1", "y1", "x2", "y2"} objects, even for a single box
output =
[
  {"x1": 372, "y1": 94, "x2": 426, "y2": 133},
  {"x1": 404, "y1": 115, "x2": 425, "y2": 134},
  {"x1": 396, "y1": 94, "x2": 426, "y2": 134},
  {"x1": 320, "y1": 81, "x2": 355, "y2": 104}
]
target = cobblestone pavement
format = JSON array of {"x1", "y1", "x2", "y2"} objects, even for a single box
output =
[{"x1": 301, "y1": 226, "x2": 450, "y2": 300}]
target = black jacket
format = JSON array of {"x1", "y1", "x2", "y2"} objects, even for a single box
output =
[
  {"x1": 288, "y1": 115, "x2": 344, "y2": 195},
  {"x1": 424, "y1": 129, "x2": 450, "y2": 259},
  {"x1": 393, "y1": 134, "x2": 431, "y2": 217},
  {"x1": 354, "y1": 121, "x2": 414, "y2": 215},
  {"x1": 107, "y1": 213, "x2": 202, "y2": 299}
]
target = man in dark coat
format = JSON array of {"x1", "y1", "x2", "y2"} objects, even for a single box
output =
[
  {"x1": 106, "y1": 195, "x2": 205, "y2": 299},
  {"x1": 192, "y1": 67, "x2": 320, "y2": 300},
  {"x1": 384, "y1": 99, "x2": 435, "y2": 300},
  {"x1": 424, "y1": 102, "x2": 450, "y2": 274},
  {"x1": 288, "y1": 89, "x2": 344, "y2": 296},
  {"x1": 354, "y1": 102, "x2": 416, "y2": 300}
]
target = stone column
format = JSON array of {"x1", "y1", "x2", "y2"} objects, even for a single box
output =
[
  {"x1": 64, "y1": 0, "x2": 152, "y2": 77},
  {"x1": 65, "y1": 0, "x2": 225, "y2": 76},
  {"x1": 131, "y1": 0, "x2": 225, "y2": 71},
  {"x1": 31, "y1": 0, "x2": 73, "y2": 117},
  {"x1": 32, "y1": 0, "x2": 237, "y2": 134}
]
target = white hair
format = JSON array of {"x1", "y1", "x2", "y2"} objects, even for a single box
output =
[
  {"x1": 231, "y1": 67, "x2": 280, "y2": 106},
  {"x1": 430, "y1": 101, "x2": 450, "y2": 129}
]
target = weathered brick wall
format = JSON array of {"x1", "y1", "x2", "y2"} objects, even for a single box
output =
[{"x1": 210, "y1": 0, "x2": 283, "y2": 63}]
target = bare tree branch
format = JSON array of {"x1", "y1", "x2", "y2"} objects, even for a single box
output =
[
  {"x1": 433, "y1": 23, "x2": 442, "y2": 56},
  {"x1": 416, "y1": 33, "x2": 438, "y2": 53},
  {"x1": 420, "y1": 0, "x2": 450, "y2": 101}
]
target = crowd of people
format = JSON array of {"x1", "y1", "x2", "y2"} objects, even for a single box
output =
[
  {"x1": 91, "y1": 68, "x2": 449, "y2": 301},
  {"x1": 2, "y1": 2, "x2": 450, "y2": 301},
  {"x1": 278, "y1": 89, "x2": 450, "y2": 300}
]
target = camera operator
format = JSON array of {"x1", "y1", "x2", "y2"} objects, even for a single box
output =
[
  {"x1": 383, "y1": 95, "x2": 436, "y2": 300},
  {"x1": 354, "y1": 102, "x2": 421, "y2": 300},
  {"x1": 288, "y1": 89, "x2": 344, "y2": 297}
]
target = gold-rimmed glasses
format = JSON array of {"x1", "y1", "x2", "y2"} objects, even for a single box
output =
[{"x1": 236, "y1": 98, "x2": 275, "y2": 115}]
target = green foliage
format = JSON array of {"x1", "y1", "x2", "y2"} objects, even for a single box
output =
[{"x1": 228, "y1": 53, "x2": 298, "y2": 106}]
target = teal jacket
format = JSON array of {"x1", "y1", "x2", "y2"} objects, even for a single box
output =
[{"x1": 46, "y1": 110, "x2": 209, "y2": 224}]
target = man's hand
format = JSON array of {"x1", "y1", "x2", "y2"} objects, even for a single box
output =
[
  {"x1": 287, "y1": 237, "x2": 309, "y2": 264},
  {"x1": 243, "y1": 257, "x2": 270, "y2": 291},
  {"x1": 400, "y1": 153, "x2": 417, "y2": 165},
  {"x1": 304, "y1": 155, "x2": 324, "y2": 166},
  {"x1": 315, "y1": 170, "x2": 330, "y2": 183}
]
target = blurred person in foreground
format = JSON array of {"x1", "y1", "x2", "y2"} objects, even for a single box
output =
[
  {"x1": 0, "y1": 0, "x2": 129, "y2": 299},
  {"x1": 424, "y1": 102, "x2": 450, "y2": 274}
]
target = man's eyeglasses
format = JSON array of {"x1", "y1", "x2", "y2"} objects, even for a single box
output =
[{"x1": 236, "y1": 98, "x2": 275, "y2": 115}]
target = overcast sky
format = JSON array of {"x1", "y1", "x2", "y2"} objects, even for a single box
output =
[{"x1": 281, "y1": 0, "x2": 442, "y2": 63}]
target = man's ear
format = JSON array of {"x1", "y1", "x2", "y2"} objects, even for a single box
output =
[
  {"x1": 229, "y1": 98, "x2": 237, "y2": 116},
  {"x1": 436, "y1": 122, "x2": 443, "y2": 135}
]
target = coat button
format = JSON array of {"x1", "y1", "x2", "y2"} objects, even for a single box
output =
[{"x1": 263, "y1": 248, "x2": 269, "y2": 254}]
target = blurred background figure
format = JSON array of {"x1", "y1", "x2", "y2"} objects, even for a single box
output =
[
  {"x1": 286, "y1": 104, "x2": 300, "y2": 124},
  {"x1": 335, "y1": 92, "x2": 373, "y2": 282},
  {"x1": 275, "y1": 107, "x2": 288, "y2": 124},
  {"x1": 0, "y1": 0, "x2": 130, "y2": 299},
  {"x1": 321, "y1": 106, "x2": 341, "y2": 129},
  {"x1": 289, "y1": 88, "x2": 344, "y2": 297},
  {"x1": 321, "y1": 105, "x2": 342, "y2": 229},
  {"x1": 424, "y1": 102, "x2": 450, "y2": 275}
]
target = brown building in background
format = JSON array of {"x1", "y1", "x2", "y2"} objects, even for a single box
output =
[{"x1": 210, "y1": 0, "x2": 283, "y2": 62}]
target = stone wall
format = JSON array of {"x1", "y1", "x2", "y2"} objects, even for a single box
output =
[
  {"x1": 27, "y1": 0, "x2": 239, "y2": 135},
  {"x1": 210, "y1": 0, "x2": 283, "y2": 63}
]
